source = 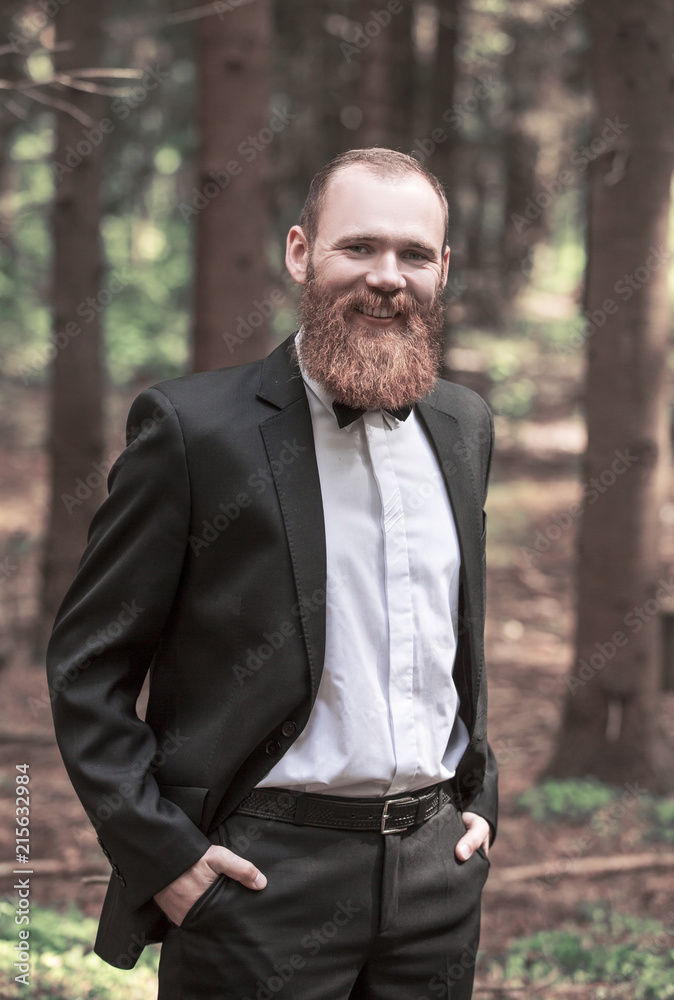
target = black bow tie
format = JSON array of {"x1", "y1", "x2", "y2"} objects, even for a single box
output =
[{"x1": 332, "y1": 402, "x2": 412, "y2": 429}]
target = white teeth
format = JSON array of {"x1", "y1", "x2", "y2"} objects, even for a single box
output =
[{"x1": 360, "y1": 305, "x2": 395, "y2": 318}]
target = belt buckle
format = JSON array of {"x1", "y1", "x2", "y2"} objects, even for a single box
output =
[{"x1": 380, "y1": 796, "x2": 416, "y2": 835}]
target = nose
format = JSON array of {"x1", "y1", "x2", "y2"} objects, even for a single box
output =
[{"x1": 365, "y1": 251, "x2": 406, "y2": 292}]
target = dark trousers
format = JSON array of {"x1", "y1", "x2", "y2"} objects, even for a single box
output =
[{"x1": 157, "y1": 799, "x2": 489, "y2": 1000}]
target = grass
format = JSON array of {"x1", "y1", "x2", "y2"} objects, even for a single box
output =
[
  {"x1": 0, "y1": 901, "x2": 159, "y2": 999},
  {"x1": 482, "y1": 907, "x2": 674, "y2": 999},
  {"x1": 516, "y1": 778, "x2": 620, "y2": 825},
  {"x1": 3, "y1": 895, "x2": 673, "y2": 999}
]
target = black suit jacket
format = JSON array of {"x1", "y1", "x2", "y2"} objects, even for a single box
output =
[{"x1": 47, "y1": 334, "x2": 497, "y2": 969}]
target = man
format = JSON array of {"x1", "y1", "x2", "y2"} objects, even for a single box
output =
[{"x1": 47, "y1": 148, "x2": 497, "y2": 1000}]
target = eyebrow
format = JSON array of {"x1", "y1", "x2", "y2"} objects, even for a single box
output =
[{"x1": 336, "y1": 233, "x2": 441, "y2": 259}]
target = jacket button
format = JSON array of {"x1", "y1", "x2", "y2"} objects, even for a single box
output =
[
  {"x1": 111, "y1": 863, "x2": 126, "y2": 886},
  {"x1": 97, "y1": 838, "x2": 111, "y2": 861},
  {"x1": 281, "y1": 721, "x2": 297, "y2": 738},
  {"x1": 265, "y1": 739, "x2": 281, "y2": 756}
]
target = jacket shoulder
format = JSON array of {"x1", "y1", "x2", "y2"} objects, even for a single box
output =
[
  {"x1": 142, "y1": 334, "x2": 298, "y2": 416},
  {"x1": 430, "y1": 377, "x2": 493, "y2": 428},
  {"x1": 148, "y1": 356, "x2": 265, "y2": 405}
]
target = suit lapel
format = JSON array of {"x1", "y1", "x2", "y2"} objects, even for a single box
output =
[
  {"x1": 257, "y1": 337, "x2": 327, "y2": 701},
  {"x1": 416, "y1": 389, "x2": 484, "y2": 710},
  {"x1": 416, "y1": 389, "x2": 483, "y2": 573}
]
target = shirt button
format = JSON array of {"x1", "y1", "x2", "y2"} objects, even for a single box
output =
[
  {"x1": 265, "y1": 740, "x2": 281, "y2": 756},
  {"x1": 281, "y1": 721, "x2": 297, "y2": 738}
]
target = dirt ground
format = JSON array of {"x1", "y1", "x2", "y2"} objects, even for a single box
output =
[{"x1": 1, "y1": 378, "x2": 673, "y2": 997}]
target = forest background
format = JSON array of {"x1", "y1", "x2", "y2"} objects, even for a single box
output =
[{"x1": 0, "y1": 0, "x2": 673, "y2": 997}]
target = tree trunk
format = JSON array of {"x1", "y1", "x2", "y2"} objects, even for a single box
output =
[
  {"x1": 191, "y1": 2, "x2": 273, "y2": 372},
  {"x1": 37, "y1": 0, "x2": 106, "y2": 656},
  {"x1": 351, "y1": 0, "x2": 415, "y2": 150},
  {"x1": 499, "y1": 15, "x2": 547, "y2": 306},
  {"x1": 426, "y1": 0, "x2": 458, "y2": 185},
  {"x1": 545, "y1": 0, "x2": 674, "y2": 791}
]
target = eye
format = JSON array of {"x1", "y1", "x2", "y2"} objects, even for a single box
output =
[
  {"x1": 346, "y1": 244, "x2": 370, "y2": 254},
  {"x1": 404, "y1": 250, "x2": 429, "y2": 262}
]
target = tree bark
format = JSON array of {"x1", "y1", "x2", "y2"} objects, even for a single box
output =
[
  {"x1": 351, "y1": 0, "x2": 415, "y2": 150},
  {"x1": 545, "y1": 0, "x2": 674, "y2": 791},
  {"x1": 426, "y1": 0, "x2": 458, "y2": 184},
  {"x1": 191, "y1": 1, "x2": 273, "y2": 372},
  {"x1": 38, "y1": 0, "x2": 106, "y2": 656}
]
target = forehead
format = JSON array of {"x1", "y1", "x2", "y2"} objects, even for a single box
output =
[{"x1": 317, "y1": 165, "x2": 446, "y2": 249}]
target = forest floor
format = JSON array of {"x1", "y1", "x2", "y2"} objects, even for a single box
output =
[{"x1": 0, "y1": 375, "x2": 673, "y2": 999}]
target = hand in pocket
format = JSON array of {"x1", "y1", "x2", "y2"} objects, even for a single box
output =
[{"x1": 154, "y1": 844, "x2": 267, "y2": 926}]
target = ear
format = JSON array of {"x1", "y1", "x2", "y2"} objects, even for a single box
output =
[
  {"x1": 440, "y1": 246, "x2": 451, "y2": 288},
  {"x1": 286, "y1": 225, "x2": 310, "y2": 284}
]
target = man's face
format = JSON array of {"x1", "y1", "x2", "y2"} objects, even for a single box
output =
[
  {"x1": 286, "y1": 166, "x2": 450, "y2": 410},
  {"x1": 303, "y1": 165, "x2": 448, "y2": 327}
]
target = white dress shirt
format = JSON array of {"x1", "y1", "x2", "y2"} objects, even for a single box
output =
[{"x1": 257, "y1": 344, "x2": 469, "y2": 796}]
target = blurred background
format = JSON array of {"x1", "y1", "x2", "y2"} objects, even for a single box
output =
[{"x1": 0, "y1": 1, "x2": 673, "y2": 997}]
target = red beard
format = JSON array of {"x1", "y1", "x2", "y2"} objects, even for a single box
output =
[{"x1": 297, "y1": 271, "x2": 446, "y2": 411}]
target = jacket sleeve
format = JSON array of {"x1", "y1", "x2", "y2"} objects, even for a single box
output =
[
  {"x1": 46, "y1": 387, "x2": 211, "y2": 912},
  {"x1": 465, "y1": 395, "x2": 498, "y2": 842},
  {"x1": 463, "y1": 743, "x2": 498, "y2": 843}
]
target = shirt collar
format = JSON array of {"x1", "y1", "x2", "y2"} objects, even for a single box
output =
[{"x1": 295, "y1": 330, "x2": 407, "y2": 432}]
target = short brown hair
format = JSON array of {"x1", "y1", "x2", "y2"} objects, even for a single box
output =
[{"x1": 299, "y1": 148, "x2": 449, "y2": 248}]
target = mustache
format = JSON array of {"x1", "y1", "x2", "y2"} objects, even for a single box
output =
[{"x1": 310, "y1": 285, "x2": 424, "y2": 321}]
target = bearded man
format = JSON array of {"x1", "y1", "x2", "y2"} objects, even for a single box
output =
[{"x1": 47, "y1": 148, "x2": 497, "y2": 1000}]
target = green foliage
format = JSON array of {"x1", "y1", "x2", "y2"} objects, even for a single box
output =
[
  {"x1": 0, "y1": 901, "x2": 159, "y2": 999},
  {"x1": 0, "y1": 11, "x2": 198, "y2": 388},
  {"x1": 450, "y1": 321, "x2": 584, "y2": 419},
  {"x1": 102, "y1": 210, "x2": 191, "y2": 383},
  {"x1": 0, "y1": 118, "x2": 54, "y2": 376},
  {"x1": 642, "y1": 796, "x2": 674, "y2": 845},
  {"x1": 516, "y1": 778, "x2": 619, "y2": 824},
  {"x1": 487, "y1": 908, "x2": 674, "y2": 999},
  {"x1": 2, "y1": 145, "x2": 192, "y2": 385}
]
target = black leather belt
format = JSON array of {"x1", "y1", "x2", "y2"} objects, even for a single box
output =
[{"x1": 235, "y1": 782, "x2": 451, "y2": 834}]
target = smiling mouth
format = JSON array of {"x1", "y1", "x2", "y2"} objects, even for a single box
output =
[{"x1": 355, "y1": 305, "x2": 399, "y2": 319}]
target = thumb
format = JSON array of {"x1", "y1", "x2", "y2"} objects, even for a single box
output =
[
  {"x1": 454, "y1": 811, "x2": 490, "y2": 862},
  {"x1": 204, "y1": 844, "x2": 267, "y2": 890},
  {"x1": 454, "y1": 832, "x2": 478, "y2": 861}
]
